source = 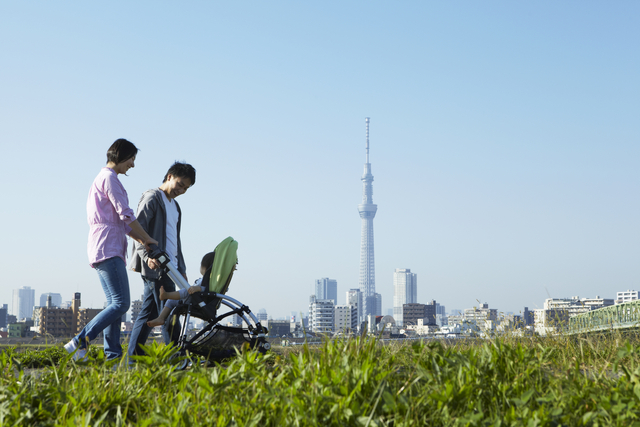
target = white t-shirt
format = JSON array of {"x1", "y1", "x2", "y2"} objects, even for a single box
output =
[{"x1": 161, "y1": 190, "x2": 180, "y2": 268}]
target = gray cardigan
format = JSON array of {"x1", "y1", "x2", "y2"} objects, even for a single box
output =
[{"x1": 129, "y1": 188, "x2": 187, "y2": 279}]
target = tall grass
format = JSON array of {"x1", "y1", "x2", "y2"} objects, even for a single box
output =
[{"x1": 2, "y1": 333, "x2": 640, "y2": 426}]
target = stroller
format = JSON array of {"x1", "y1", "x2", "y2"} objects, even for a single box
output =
[{"x1": 148, "y1": 237, "x2": 270, "y2": 363}]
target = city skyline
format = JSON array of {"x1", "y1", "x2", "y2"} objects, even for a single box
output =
[
  {"x1": 6, "y1": 281, "x2": 630, "y2": 325},
  {"x1": 2, "y1": 2, "x2": 639, "y2": 320}
]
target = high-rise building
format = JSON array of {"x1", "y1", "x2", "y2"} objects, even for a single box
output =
[
  {"x1": 315, "y1": 278, "x2": 338, "y2": 304},
  {"x1": 39, "y1": 293, "x2": 62, "y2": 308},
  {"x1": 12, "y1": 286, "x2": 35, "y2": 321},
  {"x1": 358, "y1": 117, "x2": 378, "y2": 320},
  {"x1": 435, "y1": 302, "x2": 447, "y2": 326},
  {"x1": 257, "y1": 309, "x2": 268, "y2": 323},
  {"x1": 374, "y1": 293, "x2": 382, "y2": 316},
  {"x1": 523, "y1": 307, "x2": 534, "y2": 326},
  {"x1": 362, "y1": 295, "x2": 382, "y2": 320},
  {"x1": 393, "y1": 269, "x2": 417, "y2": 326}
]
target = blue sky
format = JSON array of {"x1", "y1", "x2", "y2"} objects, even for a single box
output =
[{"x1": 2, "y1": 1, "x2": 638, "y2": 319}]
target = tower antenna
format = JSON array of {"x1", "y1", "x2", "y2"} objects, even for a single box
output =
[{"x1": 365, "y1": 117, "x2": 370, "y2": 163}]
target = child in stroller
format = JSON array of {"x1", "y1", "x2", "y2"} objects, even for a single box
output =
[
  {"x1": 143, "y1": 236, "x2": 270, "y2": 362},
  {"x1": 147, "y1": 251, "x2": 215, "y2": 328}
]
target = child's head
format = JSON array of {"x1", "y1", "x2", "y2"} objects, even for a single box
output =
[{"x1": 200, "y1": 251, "x2": 215, "y2": 276}]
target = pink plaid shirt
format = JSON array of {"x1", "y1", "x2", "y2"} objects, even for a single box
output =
[{"x1": 86, "y1": 167, "x2": 136, "y2": 267}]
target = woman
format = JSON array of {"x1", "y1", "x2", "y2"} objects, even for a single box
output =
[{"x1": 65, "y1": 139, "x2": 158, "y2": 360}]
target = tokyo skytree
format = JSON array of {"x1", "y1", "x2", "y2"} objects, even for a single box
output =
[{"x1": 358, "y1": 117, "x2": 378, "y2": 319}]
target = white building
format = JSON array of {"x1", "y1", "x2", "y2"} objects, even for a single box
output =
[
  {"x1": 309, "y1": 296, "x2": 334, "y2": 333},
  {"x1": 435, "y1": 324, "x2": 461, "y2": 337},
  {"x1": 616, "y1": 290, "x2": 638, "y2": 305},
  {"x1": 534, "y1": 308, "x2": 570, "y2": 336},
  {"x1": 346, "y1": 289, "x2": 362, "y2": 326},
  {"x1": 130, "y1": 298, "x2": 143, "y2": 323},
  {"x1": 393, "y1": 268, "x2": 417, "y2": 326},
  {"x1": 334, "y1": 305, "x2": 353, "y2": 333},
  {"x1": 12, "y1": 286, "x2": 35, "y2": 321},
  {"x1": 404, "y1": 318, "x2": 438, "y2": 336},
  {"x1": 543, "y1": 296, "x2": 614, "y2": 317},
  {"x1": 447, "y1": 303, "x2": 497, "y2": 332}
]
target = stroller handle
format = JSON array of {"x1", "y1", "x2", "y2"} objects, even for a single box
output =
[
  {"x1": 147, "y1": 243, "x2": 165, "y2": 260},
  {"x1": 146, "y1": 243, "x2": 189, "y2": 291}
]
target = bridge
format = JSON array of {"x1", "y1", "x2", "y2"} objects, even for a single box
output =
[{"x1": 568, "y1": 300, "x2": 640, "y2": 334}]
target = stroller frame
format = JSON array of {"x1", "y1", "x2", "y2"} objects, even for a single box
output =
[{"x1": 149, "y1": 243, "x2": 270, "y2": 362}]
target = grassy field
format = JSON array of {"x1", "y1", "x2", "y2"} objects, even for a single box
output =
[{"x1": 2, "y1": 333, "x2": 640, "y2": 426}]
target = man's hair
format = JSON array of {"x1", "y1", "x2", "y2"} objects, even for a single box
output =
[
  {"x1": 200, "y1": 251, "x2": 215, "y2": 275},
  {"x1": 163, "y1": 162, "x2": 196, "y2": 185},
  {"x1": 106, "y1": 139, "x2": 138, "y2": 165}
]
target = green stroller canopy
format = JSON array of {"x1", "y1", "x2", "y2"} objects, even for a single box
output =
[{"x1": 208, "y1": 236, "x2": 238, "y2": 294}]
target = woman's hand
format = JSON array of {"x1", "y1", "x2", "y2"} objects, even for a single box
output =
[
  {"x1": 147, "y1": 258, "x2": 161, "y2": 269},
  {"x1": 143, "y1": 237, "x2": 158, "y2": 252}
]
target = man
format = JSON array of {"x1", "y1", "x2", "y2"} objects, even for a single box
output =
[{"x1": 128, "y1": 161, "x2": 196, "y2": 356}]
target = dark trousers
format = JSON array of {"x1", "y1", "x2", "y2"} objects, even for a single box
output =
[{"x1": 128, "y1": 274, "x2": 181, "y2": 356}]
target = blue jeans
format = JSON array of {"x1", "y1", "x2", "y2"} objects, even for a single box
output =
[
  {"x1": 127, "y1": 274, "x2": 181, "y2": 356},
  {"x1": 75, "y1": 257, "x2": 130, "y2": 360}
]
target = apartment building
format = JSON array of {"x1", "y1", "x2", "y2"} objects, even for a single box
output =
[{"x1": 616, "y1": 290, "x2": 638, "y2": 305}]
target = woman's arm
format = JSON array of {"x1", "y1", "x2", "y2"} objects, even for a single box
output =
[{"x1": 128, "y1": 219, "x2": 158, "y2": 250}]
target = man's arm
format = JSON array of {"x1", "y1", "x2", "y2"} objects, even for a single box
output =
[{"x1": 134, "y1": 190, "x2": 159, "y2": 268}]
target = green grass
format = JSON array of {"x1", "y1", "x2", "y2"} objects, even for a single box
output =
[{"x1": 2, "y1": 333, "x2": 640, "y2": 426}]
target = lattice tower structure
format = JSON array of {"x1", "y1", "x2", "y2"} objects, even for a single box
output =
[{"x1": 358, "y1": 117, "x2": 378, "y2": 320}]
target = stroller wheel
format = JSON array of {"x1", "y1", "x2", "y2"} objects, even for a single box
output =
[
  {"x1": 169, "y1": 347, "x2": 189, "y2": 370},
  {"x1": 175, "y1": 358, "x2": 189, "y2": 370}
]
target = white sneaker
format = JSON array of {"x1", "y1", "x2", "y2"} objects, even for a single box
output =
[
  {"x1": 64, "y1": 339, "x2": 88, "y2": 361},
  {"x1": 64, "y1": 339, "x2": 77, "y2": 353}
]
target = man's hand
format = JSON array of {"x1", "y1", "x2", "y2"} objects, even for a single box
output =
[{"x1": 147, "y1": 258, "x2": 161, "y2": 270}]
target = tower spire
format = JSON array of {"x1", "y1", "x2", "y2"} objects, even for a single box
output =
[
  {"x1": 358, "y1": 117, "x2": 378, "y2": 322},
  {"x1": 365, "y1": 117, "x2": 370, "y2": 163}
]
